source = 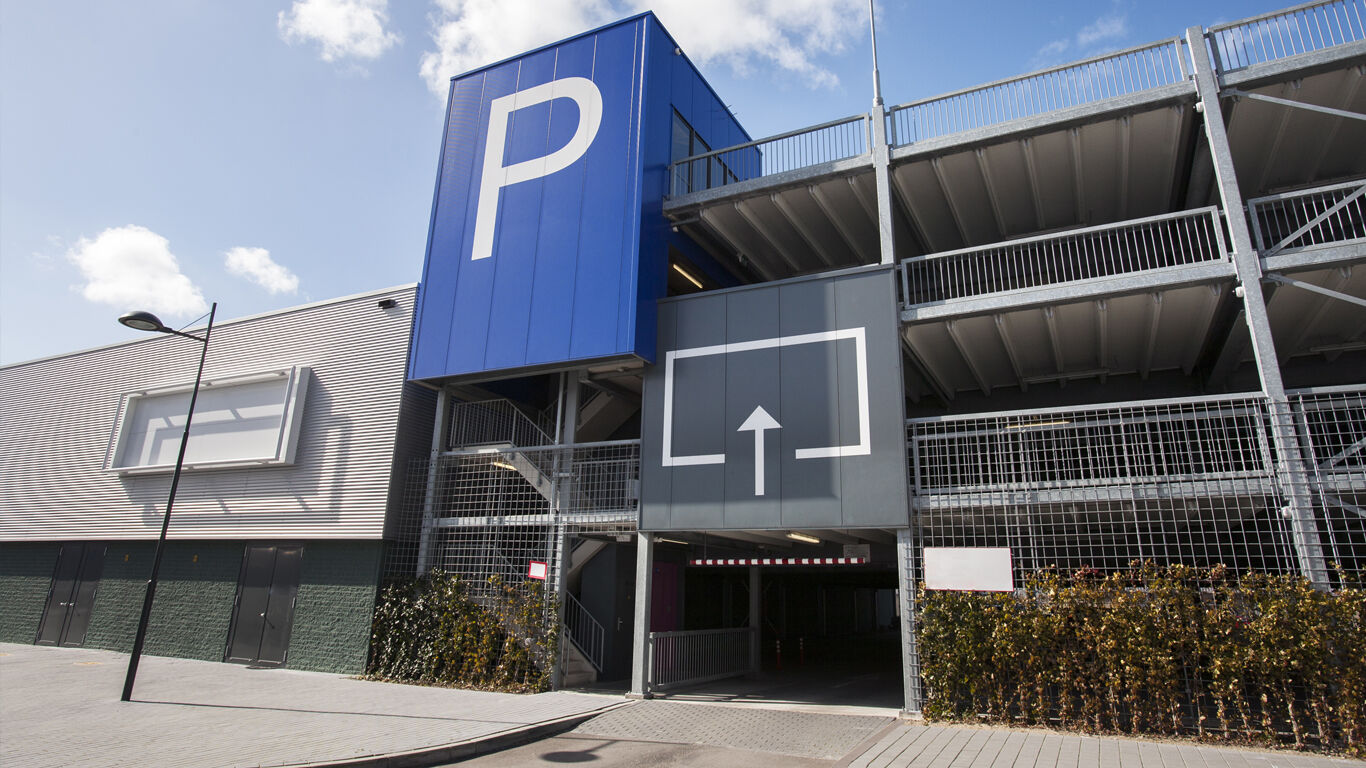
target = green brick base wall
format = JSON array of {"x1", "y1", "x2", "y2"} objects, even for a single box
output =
[
  {"x1": 288, "y1": 541, "x2": 382, "y2": 674},
  {"x1": 0, "y1": 542, "x2": 60, "y2": 643},
  {"x1": 84, "y1": 541, "x2": 241, "y2": 661},
  {"x1": 2, "y1": 540, "x2": 382, "y2": 674}
]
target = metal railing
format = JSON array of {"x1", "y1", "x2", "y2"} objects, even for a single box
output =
[
  {"x1": 887, "y1": 39, "x2": 1187, "y2": 147},
  {"x1": 669, "y1": 114, "x2": 868, "y2": 196},
  {"x1": 563, "y1": 592, "x2": 606, "y2": 672},
  {"x1": 900, "y1": 207, "x2": 1227, "y2": 307},
  {"x1": 447, "y1": 398, "x2": 554, "y2": 450},
  {"x1": 1248, "y1": 178, "x2": 1366, "y2": 257},
  {"x1": 1209, "y1": 0, "x2": 1366, "y2": 71},
  {"x1": 648, "y1": 627, "x2": 754, "y2": 691}
]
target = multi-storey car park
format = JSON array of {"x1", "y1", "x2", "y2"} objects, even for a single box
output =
[{"x1": 1, "y1": 0, "x2": 1362, "y2": 715}]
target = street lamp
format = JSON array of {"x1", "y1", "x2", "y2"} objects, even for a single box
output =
[{"x1": 116, "y1": 303, "x2": 216, "y2": 702}]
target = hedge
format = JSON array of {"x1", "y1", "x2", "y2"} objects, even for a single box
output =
[
  {"x1": 366, "y1": 571, "x2": 556, "y2": 693},
  {"x1": 917, "y1": 564, "x2": 1365, "y2": 755}
]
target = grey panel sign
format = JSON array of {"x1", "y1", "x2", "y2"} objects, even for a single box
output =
[{"x1": 640, "y1": 266, "x2": 909, "y2": 531}]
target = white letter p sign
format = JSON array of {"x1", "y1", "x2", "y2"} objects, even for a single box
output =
[{"x1": 471, "y1": 77, "x2": 604, "y2": 261}]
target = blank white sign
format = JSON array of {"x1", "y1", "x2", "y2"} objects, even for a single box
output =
[{"x1": 923, "y1": 547, "x2": 1014, "y2": 592}]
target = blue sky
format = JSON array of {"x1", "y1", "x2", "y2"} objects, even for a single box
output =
[{"x1": 0, "y1": 0, "x2": 1288, "y2": 365}]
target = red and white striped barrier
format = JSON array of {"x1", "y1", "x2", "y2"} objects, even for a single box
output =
[{"x1": 689, "y1": 557, "x2": 868, "y2": 566}]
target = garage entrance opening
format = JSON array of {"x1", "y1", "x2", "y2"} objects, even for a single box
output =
[{"x1": 642, "y1": 530, "x2": 905, "y2": 711}]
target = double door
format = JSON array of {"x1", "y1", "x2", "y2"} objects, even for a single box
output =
[
  {"x1": 37, "y1": 542, "x2": 105, "y2": 647},
  {"x1": 225, "y1": 544, "x2": 302, "y2": 666}
]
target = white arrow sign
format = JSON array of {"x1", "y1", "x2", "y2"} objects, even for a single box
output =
[{"x1": 737, "y1": 406, "x2": 782, "y2": 496}]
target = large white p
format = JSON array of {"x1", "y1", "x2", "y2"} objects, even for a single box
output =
[{"x1": 471, "y1": 77, "x2": 604, "y2": 261}]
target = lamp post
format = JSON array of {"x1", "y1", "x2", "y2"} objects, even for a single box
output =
[{"x1": 116, "y1": 303, "x2": 216, "y2": 702}]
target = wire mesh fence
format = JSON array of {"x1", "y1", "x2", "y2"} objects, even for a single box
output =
[{"x1": 905, "y1": 390, "x2": 1365, "y2": 585}]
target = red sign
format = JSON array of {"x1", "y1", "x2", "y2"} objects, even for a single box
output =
[{"x1": 527, "y1": 560, "x2": 548, "y2": 580}]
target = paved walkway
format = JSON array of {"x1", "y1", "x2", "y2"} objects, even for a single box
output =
[
  {"x1": 3, "y1": 643, "x2": 1362, "y2": 768},
  {"x1": 845, "y1": 724, "x2": 1365, "y2": 768},
  {"x1": 0, "y1": 643, "x2": 622, "y2": 768}
]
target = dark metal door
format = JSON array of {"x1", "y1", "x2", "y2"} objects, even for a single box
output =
[
  {"x1": 226, "y1": 545, "x2": 302, "y2": 666},
  {"x1": 62, "y1": 545, "x2": 105, "y2": 646},
  {"x1": 256, "y1": 546, "x2": 301, "y2": 665},
  {"x1": 36, "y1": 542, "x2": 105, "y2": 647}
]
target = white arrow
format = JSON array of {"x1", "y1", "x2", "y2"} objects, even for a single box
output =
[{"x1": 737, "y1": 406, "x2": 782, "y2": 496}]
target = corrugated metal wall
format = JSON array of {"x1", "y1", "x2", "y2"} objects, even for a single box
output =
[{"x1": 0, "y1": 285, "x2": 422, "y2": 541}]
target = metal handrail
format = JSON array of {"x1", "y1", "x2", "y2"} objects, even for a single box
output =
[
  {"x1": 900, "y1": 207, "x2": 1227, "y2": 307},
  {"x1": 563, "y1": 592, "x2": 606, "y2": 673},
  {"x1": 668, "y1": 114, "x2": 868, "y2": 196},
  {"x1": 1208, "y1": 0, "x2": 1366, "y2": 71},
  {"x1": 887, "y1": 38, "x2": 1187, "y2": 146},
  {"x1": 648, "y1": 627, "x2": 754, "y2": 691},
  {"x1": 447, "y1": 398, "x2": 554, "y2": 450},
  {"x1": 1247, "y1": 178, "x2": 1366, "y2": 255}
]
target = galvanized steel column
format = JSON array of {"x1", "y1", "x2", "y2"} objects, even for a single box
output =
[
  {"x1": 629, "y1": 531, "x2": 655, "y2": 698},
  {"x1": 1186, "y1": 26, "x2": 1329, "y2": 587},
  {"x1": 414, "y1": 388, "x2": 449, "y2": 576},
  {"x1": 896, "y1": 527, "x2": 924, "y2": 715},
  {"x1": 868, "y1": 0, "x2": 897, "y2": 266}
]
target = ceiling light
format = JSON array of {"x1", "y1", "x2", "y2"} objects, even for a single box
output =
[
  {"x1": 490, "y1": 459, "x2": 517, "y2": 471},
  {"x1": 671, "y1": 263, "x2": 703, "y2": 289},
  {"x1": 1005, "y1": 419, "x2": 1071, "y2": 430},
  {"x1": 657, "y1": 537, "x2": 689, "y2": 546},
  {"x1": 786, "y1": 532, "x2": 820, "y2": 544}
]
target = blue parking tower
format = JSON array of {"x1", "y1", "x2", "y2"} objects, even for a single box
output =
[{"x1": 409, "y1": 13, "x2": 751, "y2": 383}]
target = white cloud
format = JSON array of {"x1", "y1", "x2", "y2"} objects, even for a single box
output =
[
  {"x1": 279, "y1": 0, "x2": 400, "y2": 63},
  {"x1": 67, "y1": 225, "x2": 208, "y2": 317},
  {"x1": 224, "y1": 246, "x2": 299, "y2": 294},
  {"x1": 1076, "y1": 13, "x2": 1128, "y2": 48},
  {"x1": 417, "y1": 0, "x2": 865, "y2": 98},
  {"x1": 1033, "y1": 8, "x2": 1129, "y2": 65}
]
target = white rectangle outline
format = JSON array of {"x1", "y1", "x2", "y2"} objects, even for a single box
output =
[{"x1": 661, "y1": 328, "x2": 870, "y2": 467}]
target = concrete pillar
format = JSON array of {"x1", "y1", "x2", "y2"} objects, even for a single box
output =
[
  {"x1": 870, "y1": 104, "x2": 896, "y2": 266},
  {"x1": 896, "y1": 527, "x2": 924, "y2": 716},
  {"x1": 1186, "y1": 26, "x2": 1328, "y2": 587},
  {"x1": 628, "y1": 531, "x2": 655, "y2": 698},
  {"x1": 748, "y1": 565, "x2": 761, "y2": 677}
]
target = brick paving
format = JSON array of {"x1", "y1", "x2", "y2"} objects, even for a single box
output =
[
  {"x1": 0, "y1": 643, "x2": 620, "y2": 768},
  {"x1": 845, "y1": 724, "x2": 1366, "y2": 768},
  {"x1": 4, "y1": 643, "x2": 1363, "y2": 768}
]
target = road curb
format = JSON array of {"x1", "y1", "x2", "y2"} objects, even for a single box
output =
[{"x1": 281, "y1": 700, "x2": 635, "y2": 768}]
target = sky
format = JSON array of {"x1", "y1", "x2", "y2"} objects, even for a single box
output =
[{"x1": 0, "y1": 0, "x2": 1291, "y2": 365}]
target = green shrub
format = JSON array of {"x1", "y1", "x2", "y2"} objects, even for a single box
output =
[
  {"x1": 366, "y1": 571, "x2": 556, "y2": 693},
  {"x1": 917, "y1": 564, "x2": 1365, "y2": 756}
]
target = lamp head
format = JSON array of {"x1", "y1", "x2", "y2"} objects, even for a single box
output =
[{"x1": 118, "y1": 311, "x2": 168, "y2": 333}]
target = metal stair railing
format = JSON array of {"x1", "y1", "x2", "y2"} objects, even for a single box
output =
[{"x1": 562, "y1": 592, "x2": 606, "y2": 673}]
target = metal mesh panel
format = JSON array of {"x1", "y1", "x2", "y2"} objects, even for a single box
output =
[
  {"x1": 1292, "y1": 387, "x2": 1366, "y2": 574},
  {"x1": 383, "y1": 440, "x2": 640, "y2": 585},
  {"x1": 907, "y1": 395, "x2": 1306, "y2": 580}
]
